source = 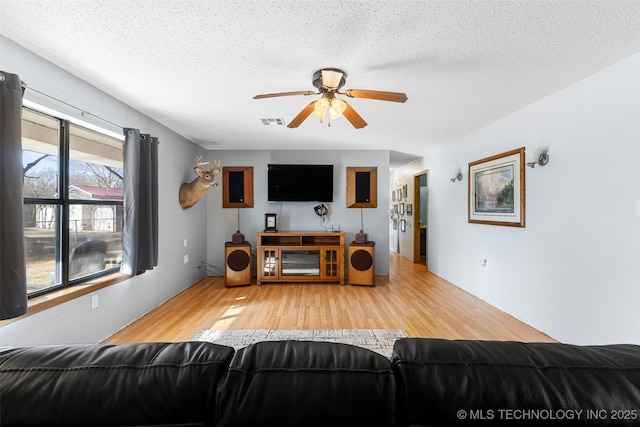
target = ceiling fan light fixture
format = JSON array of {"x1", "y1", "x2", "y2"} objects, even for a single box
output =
[
  {"x1": 321, "y1": 69, "x2": 344, "y2": 89},
  {"x1": 329, "y1": 97, "x2": 347, "y2": 120},
  {"x1": 313, "y1": 97, "x2": 330, "y2": 122}
]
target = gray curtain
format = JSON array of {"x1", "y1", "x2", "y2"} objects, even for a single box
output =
[
  {"x1": 0, "y1": 71, "x2": 27, "y2": 320},
  {"x1": 121, "y1": 128, "x2": 159, "y2": 275}
]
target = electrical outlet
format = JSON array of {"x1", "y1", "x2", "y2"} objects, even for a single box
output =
[
  {"x1": 184, "y1": 254, "x2": 189, "y2": 264},
  {"x1": 91, "y1": 294, "x2": 99, "y2": 310},
  {"x1": 184, "y1": 239, "x2": 188, "y2": 248}
]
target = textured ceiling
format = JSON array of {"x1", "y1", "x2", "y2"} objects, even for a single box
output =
[{"x1": 1, "y1": 0, "x2": 639, "y2": 163}]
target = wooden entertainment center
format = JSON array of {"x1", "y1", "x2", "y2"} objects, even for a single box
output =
[{"x1": 256, "y1": 231, "x2": 345, "y2": 285}]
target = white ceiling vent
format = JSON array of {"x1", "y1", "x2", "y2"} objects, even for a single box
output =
[{"x1": 261, "y1": 118, "x2": 286, "y2": 126}]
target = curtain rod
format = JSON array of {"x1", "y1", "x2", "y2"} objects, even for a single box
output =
[{"x1": 24, "y1": 84, "x2": 124, "y2": 130}]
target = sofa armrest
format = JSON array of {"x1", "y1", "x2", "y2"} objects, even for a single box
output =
[
  {"x1": 0, "y1": 341, "x2": 235, "y2": 426},
  {"x1": 392, "y1": 338, "x2": 640, "y2": 426}
]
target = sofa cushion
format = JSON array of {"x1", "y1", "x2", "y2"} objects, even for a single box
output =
[
  {"x1": 0, "y1": 341, "x2": 235, "y2": 426},
  {"x1": 216, "y1": 340, "x2": 396, "y2": 427},
  {"x1": 392, "y1": 338, "x2": 640, "y2": 426}
]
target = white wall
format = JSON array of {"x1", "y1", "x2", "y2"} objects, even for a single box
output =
[
  {"x1": 0, "y1": 36, "x2": 209, "y2": 345},
  {"x1": 206, "y1": 150, "x2": 391, "y2": 276},
  {"x1": 403, "y1": 53, "x2": 640, "y2": 345}
]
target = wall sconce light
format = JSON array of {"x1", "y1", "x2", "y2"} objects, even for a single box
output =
[
  {"x1": 450, "y1": 172, "x2": 463, "y2": 182},
  {"x1": 527, "y1": 153, "x2": 550, "y2": 168}
]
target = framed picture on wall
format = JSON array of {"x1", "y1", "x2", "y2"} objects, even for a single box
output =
[
  {"x1": 406, "y1": 203, "x2": 413, "y2": 215},
  {"x1": 468, "y1": 147, "x2": 525, "y2": 227}
]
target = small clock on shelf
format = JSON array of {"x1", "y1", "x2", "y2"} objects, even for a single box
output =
[{"x1": 264, "y1": 213, "x2": 277, "y2": 232}]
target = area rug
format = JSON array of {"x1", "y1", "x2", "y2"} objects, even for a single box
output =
[{"x1": 193, "y1": 329, "x2": 407, "y2": 358}]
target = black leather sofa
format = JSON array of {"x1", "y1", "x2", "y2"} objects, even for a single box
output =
[{"x1": 1, "y1": 338, "x2": 639, "y2": 426}]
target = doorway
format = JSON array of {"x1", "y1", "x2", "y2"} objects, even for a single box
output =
[{"x1": 413, "y1": 171, "x2": 428, "y2": 267}]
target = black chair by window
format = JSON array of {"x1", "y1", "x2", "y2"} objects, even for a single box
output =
[{"x1": 69, "y1": 239, "x2": 108, "y2": 280}]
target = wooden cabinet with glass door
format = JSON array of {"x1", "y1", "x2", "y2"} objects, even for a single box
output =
[{"x1": 256, "y1": 231, "x2": 344, "y2": 285}]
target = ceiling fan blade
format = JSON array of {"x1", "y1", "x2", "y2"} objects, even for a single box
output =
[
  {"x1": 344, "y1": 89, "x2": 408, "y2": 103},
  {"x1": 342, "y1": 102, "x2": 367, "y2": 129},
  {"x1": 253, "y1": 91, "x2": 317, "y2": 99},
  {"x1": 287, "y1": 101, "x2": 317, "y2": 128}
]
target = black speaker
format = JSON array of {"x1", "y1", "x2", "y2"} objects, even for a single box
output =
[
  {"x1": 225, "y1": 243, "x2": 251, "y2": 287},
  {"x1": 355, "y1": 171, "x2": 371, "y2": 203},
  {"x1": 348, "y1": 242, "x2": 375, "y2": 286},
  {"x1": 228, "y1": 171, "x2": 245, "y2": 203}
]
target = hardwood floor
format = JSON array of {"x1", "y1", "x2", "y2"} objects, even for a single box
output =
[{"x1": 104, "y1": 252, "x2": 554, "y2": 344}]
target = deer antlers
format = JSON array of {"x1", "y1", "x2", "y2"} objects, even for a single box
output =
[{"x1": 194, "y1": 156, "x2": 222, "y2": 177}]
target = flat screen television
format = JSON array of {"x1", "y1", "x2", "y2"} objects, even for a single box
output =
[{"x1": 268, "y1": 164, "x2": 334, "y2": 202}]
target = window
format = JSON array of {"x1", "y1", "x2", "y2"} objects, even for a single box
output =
[{"x1": 22, "y1": 108, "x2": 124, "y2": 297}]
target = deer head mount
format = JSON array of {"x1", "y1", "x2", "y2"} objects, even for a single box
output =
[{"x1": 179, "y1": 156, "x2": 222, "y2": 209}]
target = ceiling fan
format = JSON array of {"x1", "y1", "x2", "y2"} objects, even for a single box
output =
[{"x1": 253, "y1": 68, "x2": 408, "y2": 129}]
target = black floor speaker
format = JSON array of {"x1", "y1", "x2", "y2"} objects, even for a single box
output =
[
  {"x1": 225, "y1": 242, "x2": 252, "y2": 287},
  {"x1": 348, "y1": 241, "x2": 375, "y2": 286}
]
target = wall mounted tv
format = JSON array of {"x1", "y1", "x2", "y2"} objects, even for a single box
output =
[{"x1": 268, "y1": 164, "x2": 334, "y2": 202}]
